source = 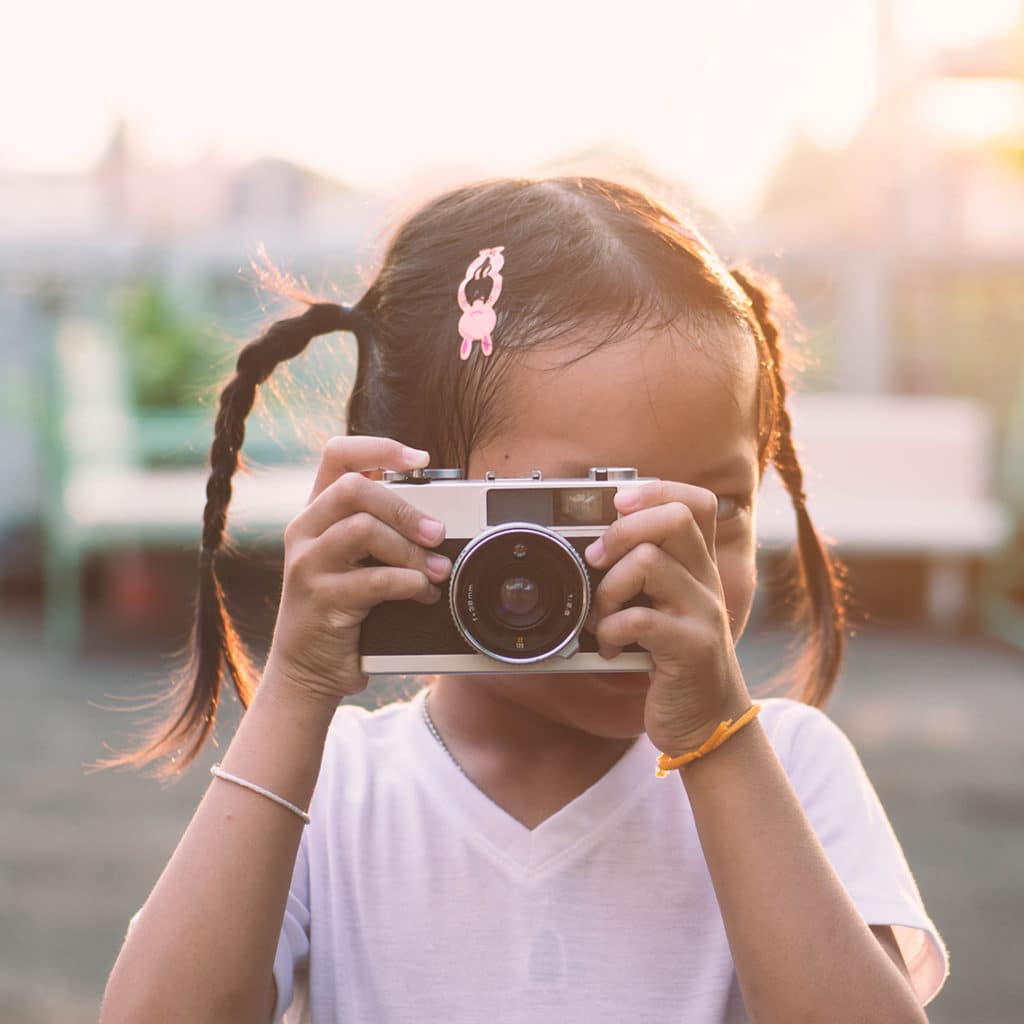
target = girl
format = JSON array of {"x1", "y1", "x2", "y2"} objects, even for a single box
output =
[{"x1": 99, "y1": 177, "x2": 947, "y2": 1023}]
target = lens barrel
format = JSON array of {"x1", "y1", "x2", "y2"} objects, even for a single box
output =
[{"x1": 449, "y1": 523, "x2": 591, "y2": 663}]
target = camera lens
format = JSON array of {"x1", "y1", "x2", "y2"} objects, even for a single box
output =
[
  {"x1": 496, "y1": 575, "x2": 544, "y2": 628},
  {"x1": 449, "y1": 524, "x2": 591, "y2": 663}
]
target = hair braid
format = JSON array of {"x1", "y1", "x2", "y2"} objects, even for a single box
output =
[
  {"x1": 730, "y1": 272, "x2": 807, "y2": 506},
  {"x1": 200, "y1": 302, "x2": 356, "y2": 554},
  {"x1": 730, "y1": 267, "x2": 848, "y2": 706},
  {"x1": 100, "y1": 300, "x2": 370, "y2": 776}
]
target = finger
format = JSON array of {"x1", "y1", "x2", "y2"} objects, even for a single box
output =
[
  {"x1": 592, "y1": 604, "x2": 678, "y2": 661},
  {"x1": 304, "y1": 511, "x2": 452, "y2": 585},
  {"x1": 586, "y1": 543, "x2": 715, "y2": 630},
  {"x1": 585, "y1": 502, "x2": 717, "y2": 586},
  {"x1": 290, "y1": 467, "x2": 446, "y2": 548},
  {"x1": 316, "y1": 564, "x2": 444, "y2": 616},
  {"x1": 613, "y1": 481, "x2": 717, "y2": 558},
  {"x1": 307, "y1": 435, "x2": 431, "y2": 503}
]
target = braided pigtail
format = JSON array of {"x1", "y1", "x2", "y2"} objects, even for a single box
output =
[
  {"x1": 100, "y1": 300, "x2": 372, "y2": 776},
  {"x1": 730, "y1": 267, "x2": 849, "y2": 707}
]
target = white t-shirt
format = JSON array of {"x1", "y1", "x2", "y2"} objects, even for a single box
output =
[{"x1": 269, "y1": 689, "x2": 948, "y2": 1023}]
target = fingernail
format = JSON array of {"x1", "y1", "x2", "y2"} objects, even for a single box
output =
[
  {"x1": 585, "y1": 538, "x2": 604, "y2": 563},
  {"x1": 403, "y1": 446, "x2": 430, "y2": 465},
  {"x1": 426, "y1": 554, "x2": 451, "y2": 579},
  {"x1": 419, "y1": 517, "x2": 444, "y2": 543},
  {"x1": 615, "y1": 488, "x2": 639, "y2": 510}
]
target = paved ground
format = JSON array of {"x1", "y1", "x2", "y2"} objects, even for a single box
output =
[{"x1": 1, "y1": 610, "x2": 1022, "y2": 1023}]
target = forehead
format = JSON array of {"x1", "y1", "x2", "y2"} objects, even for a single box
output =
[{"x1": 474, "y1": 322, "x2": 761, "y2": 484}]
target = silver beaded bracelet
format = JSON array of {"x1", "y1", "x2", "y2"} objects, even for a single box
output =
[{"x1": 210, "y1": 763, "x2": 311, "y2": 825}]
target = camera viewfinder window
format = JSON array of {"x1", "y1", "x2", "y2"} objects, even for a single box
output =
[
  {"x1": 487, "y1": 489, "x2": 554, "y2": 525},
  {"x1": 554, "y1": 488, "x2": 617, "y2": 526}
]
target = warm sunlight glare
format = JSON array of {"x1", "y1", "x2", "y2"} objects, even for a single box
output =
[
  {"x1": 2, "y1": 0, "x2": 1021, "y2": 216},
  {"x1": 897, "y1": 0, "x2": 1020, "y2": 52},
  {"x1": 921, "y1": 78, "x2": 1024, "y2": 145}
]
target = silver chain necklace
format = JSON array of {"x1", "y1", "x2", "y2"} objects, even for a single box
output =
[
  {"x1": 422, "y1": 688, "x2": 520, "y2": 817},
  {"x1": 422, "y1": 686, "x2": 466, "y2": 775}
]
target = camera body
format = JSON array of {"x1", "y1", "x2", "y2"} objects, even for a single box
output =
[{"x1": 359, "y1": 466, "x2": 657, "y2": 675}]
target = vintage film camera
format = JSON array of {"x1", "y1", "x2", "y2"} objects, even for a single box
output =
[{"x1": 359, "y1": 467, "x2": 658, "y2": 674}]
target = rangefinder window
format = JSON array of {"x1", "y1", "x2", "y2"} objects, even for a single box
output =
[
  {"x1": 554, "y1": 487, "x2": 617, "y2": 526},
  {"x1": 487, "y1": 488, "x2": 554, "y2": 525}
]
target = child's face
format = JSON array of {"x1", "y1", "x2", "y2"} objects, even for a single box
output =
[{"x1": 463, "y1": 320, "x2": 761, "y2": 739}]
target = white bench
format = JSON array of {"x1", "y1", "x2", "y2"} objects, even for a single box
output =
[
  {"x1": 754, "y1": 393, "x2": 1011, "y2": 629},
  {"x1": 44, "y1": 316, "x2": 318, "y2": 645}
]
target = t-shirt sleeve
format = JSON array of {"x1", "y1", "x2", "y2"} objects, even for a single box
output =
[
  {"x1": 773, "y1": 702, "x2": 950, "y2": 1007},
  {"x1": 272, "y1": 827, "x2": 312, "y2": 1023}
]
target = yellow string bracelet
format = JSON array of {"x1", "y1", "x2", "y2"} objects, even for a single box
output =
[{"x1": 655, "y1": 703, "x2": 762, "y2": 777}]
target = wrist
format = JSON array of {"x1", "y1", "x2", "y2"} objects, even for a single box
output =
[
  {"x1": 257, "y1": 660, "x2": 343, "y2": 726},
  {"x1": 654, "y1": 687, "x2": 759, "y2": 774},
  {"x1": 216, "y1": 660, "x2": 338, "y2": 812},
  {"x1": 676, "y1": 711, "x2": 766, "y2": 788},
  {"x1": 654, "y1": 684, "x2": 754, "y2": 759}
]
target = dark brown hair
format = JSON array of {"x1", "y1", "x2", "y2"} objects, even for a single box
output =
[{"x1": 102, "y1": 175, "x2": 848, "y2": 777}]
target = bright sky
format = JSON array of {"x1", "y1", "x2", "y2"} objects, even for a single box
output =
[{"x1": 3, "y1": 0, "x2": 1020, "y2": 217}]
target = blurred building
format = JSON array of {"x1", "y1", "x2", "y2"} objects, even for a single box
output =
[
  {"x1": 756, "y1": 5, "x2": 1024, "y2": 259},
  {"x1": 745, "y1": 1, "x2": 1024, "y2": 424},
  {"x1": 0, "y1": 122, "x2": 388, "y2": 564},
  {"x1": 0, "y1": 118, "x2": 389, "y2": 285}
]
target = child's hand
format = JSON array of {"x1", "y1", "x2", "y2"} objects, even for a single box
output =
[
  {"x1": 263, "y1": 436, "x2": 452, "y2": 707},
  {"x1": 583, "y1": 482, "x2": 753, "y2": 758}
]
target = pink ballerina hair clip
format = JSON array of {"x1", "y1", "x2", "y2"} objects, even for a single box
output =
[{"x1": 457, "y1": 246, "x2": 504, "y2": 360}]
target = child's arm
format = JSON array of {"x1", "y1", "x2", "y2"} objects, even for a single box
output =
[
  {"x1": 679, "y1": 721, "x2": 927, "y2": 1024},
  {"x1": 586, "y1": 479, "x2": 935, "y2": 1021},
  {"x1": 99, "y1": 672, "x2": 336, "y2": 1024},
  {"x1": 100, "y1": 437, "x2": 451, "y2": 1024}
]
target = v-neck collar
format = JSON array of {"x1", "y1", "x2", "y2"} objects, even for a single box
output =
[{"x1": 400, "y1": 685, "x2": 657, "y2": 882}]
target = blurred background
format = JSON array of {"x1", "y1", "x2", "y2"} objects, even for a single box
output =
[{"x1": 2, "y1": 1, "x2": 1024, "y2": 1021}]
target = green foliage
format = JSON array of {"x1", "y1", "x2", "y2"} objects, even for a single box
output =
[{"x1": 114, "y1": 279, "x2": 214, "y2": 409}]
